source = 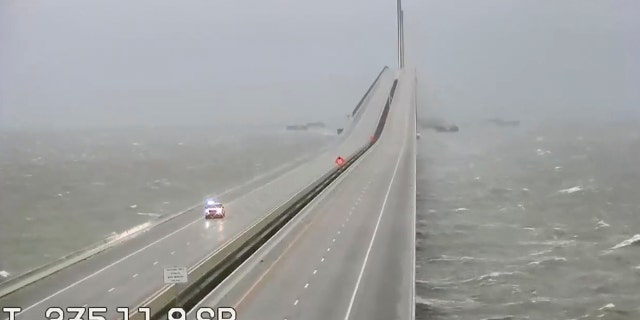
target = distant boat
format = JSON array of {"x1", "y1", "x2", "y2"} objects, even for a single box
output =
[
  {"x1": 486, "y1": 118, "x2": 520, "y2": 127},
  {"x1": 306, "y1": 122, "x2": 326, "y2": 128},
  {"x1": 434, "y1": 124, "x2": 459, "y2": 132},
  {"x1": 286, "y1": 125, "x2": 308, "y2": 131}
]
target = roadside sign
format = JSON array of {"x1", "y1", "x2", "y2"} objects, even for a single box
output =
[{"x1": 163, "y1": 267, "x2": 188, "y2": 284}]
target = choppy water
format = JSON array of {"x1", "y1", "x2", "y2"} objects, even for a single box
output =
[
  {"x1": 416, "y1": 121, "x2": 640, "y2": 320},
  {"x1": 0, "y1": 125, "x2": 336, "y2": 278}
]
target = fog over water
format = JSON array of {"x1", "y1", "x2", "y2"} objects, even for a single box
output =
[
  {"x1": 1, "y1": 0, "x2": 640, "y2": 318},
  {"x1": 2, "y1": 0, "x2": 638, "y2": 129}
]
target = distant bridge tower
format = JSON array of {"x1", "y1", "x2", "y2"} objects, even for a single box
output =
[{"x1": 396, "y1": 0, "x2": 405, "y2": 69}]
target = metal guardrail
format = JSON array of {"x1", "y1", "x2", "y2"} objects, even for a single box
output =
[
  {"x1": 351, "y1": 66, "x2": 389, "y2": 118},
  {"x1": 372, "y1": 79, "x2": 398, "y2": 142}
]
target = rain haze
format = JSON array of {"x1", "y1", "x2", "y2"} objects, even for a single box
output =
[
  {"x1": 1, "y1": 0, "x2": 640, "y2": 319},
  {"x1": 407, "y1": 0, "x2": 640, "y2": 125},
  {"x1": 0, "y1": 0, "x2": 397, "y2": 129},
  {"x1": 1, "y1": 0, "x2": 638, "y2": 128}
]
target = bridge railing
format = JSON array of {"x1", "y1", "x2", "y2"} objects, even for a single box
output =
[{"x1": 131, "y1": 69, "x2": 402, "y2": 320}]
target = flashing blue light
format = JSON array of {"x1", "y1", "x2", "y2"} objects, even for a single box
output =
[{"x1": 205, "y1": 198, "x2": 222, "y2": 208}]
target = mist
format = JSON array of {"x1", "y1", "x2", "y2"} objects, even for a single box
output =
[
  {"x1": 406, "y1": 0, "x2": 640, "y2": 126},
  {"x1": 1, "y1": 0, "x2": 638, "y2": 130},
  {"x1": 0, "y1": 0, "x2": 397, "y2": 130}
]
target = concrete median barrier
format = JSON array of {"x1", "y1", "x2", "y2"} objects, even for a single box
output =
[{"x1": 130, "y1": 143, "x2": 371, "y2": 320}]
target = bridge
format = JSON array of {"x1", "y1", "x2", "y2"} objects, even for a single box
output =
[{"x1": 0, "y1": 2, "x2": 417, "y2": 320}]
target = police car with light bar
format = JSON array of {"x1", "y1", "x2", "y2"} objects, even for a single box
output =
[{"x1": 204, "y1": 198, "x2": 225, "y2": 219}]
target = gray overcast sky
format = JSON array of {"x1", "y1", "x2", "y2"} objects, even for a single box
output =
[
  {"x1": 406, "y1": 0, "x2": 640, "y2": 124},
  {"x1": 1, "y1": 0, "x2": 638, "y2": 129}
]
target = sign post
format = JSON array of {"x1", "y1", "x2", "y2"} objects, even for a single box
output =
[{"x1": 164, "y1": 267, "x2": 188, "y2": 309}]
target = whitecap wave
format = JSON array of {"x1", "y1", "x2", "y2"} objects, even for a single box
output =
[
  {"x1": 529, "y1": 249, "x2": 553, "y2": 256},
  {"x1": 611, "y1": 234, "x2": 640, "y2": 250},
  {"x1": 428, "y1": 255, "x2": 477, "y2": 262},
  {"x1": 415, "y1": 295, "x2": 478, "y2": 308},
  {"x1": 476, "y1": 271, "x2": 524, "y2": 281},
  {"x1": 599, "y1": 303, "x2": 615, "y2": 310},
  {"x1": 519, "y1": 240, "x2": 576, "y2": 247},
  {"x1": 558, "y1": 186, "x2": 583, "y2": 194},
  {"x1": 536, "y1": 148, "x2": 551, "y2": 155},
  {"x1": 527, "y1": 256, "x2": 568, "y2": 266}
]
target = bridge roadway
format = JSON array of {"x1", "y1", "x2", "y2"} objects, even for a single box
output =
[
  {"x1": 188, "y1": 70, "x2": 416, "y2": 320},
  {"x1": 0, "y1": 69, "x2": 396, "y2": 320}
]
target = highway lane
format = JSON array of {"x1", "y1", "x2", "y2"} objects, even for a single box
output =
[
  {"x1": 188, "y1": 70, "x2": 416, "y2": 320},
  {"x1": 0, "y1": 142, "x2": 329, "y2": 316},
  {"x1": 343, "y1": 71, "x2": 416, "y2": 320},
  {"x1": 1, "y1": 69, "x2": 396, "y2": 320}
]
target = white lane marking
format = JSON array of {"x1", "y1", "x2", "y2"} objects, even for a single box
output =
[
  {"x1": 227, "y1": 214, "x2": 317, "y2": 311},
  {"x1": 332, "y1": 238, "x2": 336, "y2": 242},
  {"x1": 170, "y1": 251, "x2": 175, "y2": 255},
  {"x1": 294, "y1": 299, "x2": 299, "y2": 306},
  {"x1": 341, "y1": 223, "x2": 345, "y2": 228},
  {"x1": 14, "y1": 146, "x2": 327, "y2": 315},
  {"x1": 327, "y1": 248, "x2": 331, "y2": 252},
  {"x1": 313, "y1": 269, "x2": 317, "y2": 275},
  {"x1": 304, "y1": 283, "x2": 309, "y2": 289},
  {"x1": 187, "y1": 143, "x2": 379, "y2": 316},
  {"x1": 16, "y1": 216, "x2": 203, "y2": 315},
  {"x1": 132, "y1": 273, "x2": 138, "y2": 278},
  {"x1": 338, "y1": 231, "x2": 341, "y2": 235},
  {"x1": 343, "y1": 105, "x2": 408, "y2": 320},
  {"x1": 108, "y1": 288, "x2": 115, "y2": 293},
  {"x1": 321, "y1": 258, "x2": 325, "y2": 262}
]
